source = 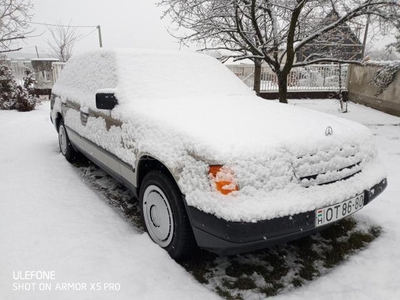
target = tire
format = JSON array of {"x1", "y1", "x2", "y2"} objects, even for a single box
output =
[
  {"x1": 58, "y1": 119, "x2": 78, "y2": 163},
  {"x1": 139, "y1": 170, "x2": 195, "y2": 260}
]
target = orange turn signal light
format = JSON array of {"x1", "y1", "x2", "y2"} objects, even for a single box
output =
[{"x1": 209, "y1": 165, "x2": 239, "y2": 195}]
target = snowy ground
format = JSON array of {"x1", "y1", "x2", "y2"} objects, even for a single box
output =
[{"x1": 1, "y1": 99, "x2": 400, "y2": 300}]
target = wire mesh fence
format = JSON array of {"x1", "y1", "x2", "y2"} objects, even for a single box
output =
[{"x1": 226, "y1": 64, "x2": 348, "y2": 91}]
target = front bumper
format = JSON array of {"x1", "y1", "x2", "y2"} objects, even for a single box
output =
[{"x1": 186, "y1": 178, "x2": 387, "y2": 255}]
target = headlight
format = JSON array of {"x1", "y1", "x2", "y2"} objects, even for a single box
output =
[{"x1": 209, "y1": 165, "x2": 239, "y2": 195}]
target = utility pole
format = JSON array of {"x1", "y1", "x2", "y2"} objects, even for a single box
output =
[
  {"x1": 97, "y1": 25, "x2": 103, "y2": 48},
  {"x1": 361, "y1": 14, "x2": 370, "y2": 58},
  {"x1": 35, "y1": 46, "x2": 40, "y2": 58}
]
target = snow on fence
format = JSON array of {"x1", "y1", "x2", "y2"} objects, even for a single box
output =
[
  {"x1": 226, "y1": 64, "x2": 348, "y2": 91},
  {"x1": 11, "y1": 61, "x2": 26, "y2": 86},
  {"x1": 52, "y1": 62, "x2": 66, "y2": 85}
]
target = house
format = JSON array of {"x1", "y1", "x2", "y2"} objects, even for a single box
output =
[{"x1": 296, "y1": 11, "x2": 363, "y2": 63}]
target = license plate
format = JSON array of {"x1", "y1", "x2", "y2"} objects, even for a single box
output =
[{"x1": 315, "y1": 193, "x2": 364, "y2": 227}]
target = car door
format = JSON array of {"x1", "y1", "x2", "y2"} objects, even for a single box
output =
[{"x1": 92, "y1": 92, "x2": 137, "y2": 192}]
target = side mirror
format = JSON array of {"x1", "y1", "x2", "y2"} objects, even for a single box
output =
[{"x1": 96, "y1": 93, "x2": 118, "y2": 110}]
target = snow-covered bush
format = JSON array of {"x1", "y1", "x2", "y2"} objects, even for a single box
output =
[
  {"x1": 0, "y1": 65, "x2": 40, "y2": 111},
  {"x1": 0, "y1": 64, "x2": 17, "y2": 110},
  {"x1": 372, "y1": 61, "x2": 400, "y2": 96},
  {"x1": 14, "y1": 84, "x2": 37, "y2": 112},
  {"x1": 23, "y1": 67, "x2": 36, "y2": 93}
]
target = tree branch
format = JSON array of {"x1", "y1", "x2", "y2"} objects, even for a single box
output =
[{"x1": 293, "y1": 58, "x2": 365, "y2": 67}]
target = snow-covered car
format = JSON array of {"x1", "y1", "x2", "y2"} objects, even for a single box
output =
[{"x1": 50, "y1": 49, "x2": 387, "y2": 259}]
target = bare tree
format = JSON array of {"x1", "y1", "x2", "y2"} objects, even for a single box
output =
[
  {"x1": 386, "y1": 31, "x2": 400, "y2": 54},
  {"x1": 0, "y1": 0, "x2": 34, "y2": 53},
  {"x1": 46, "y1": 21, "x2": 80, "y2": 62},
  {"x1": 159, "y1": 0, "x2": 400, "y2": 103},
  {"x1": 368, "y1": 47, "x2": 400, "y2": 60}
]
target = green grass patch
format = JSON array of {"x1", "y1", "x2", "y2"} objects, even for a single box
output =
[
  {"x1": 323, "y1": 226, "x2": 382, "y2": 268},
  {"x1": 180, "y1": 250, "x2": 217, "y2": 284},
  {"x1": 233, "y1": 277, "x2": 257, "y2": 290},
  {"x1": 291, "y1": 277, "x2": 304, "y2": 288},
  {"x1": 215, "y1": 286, "x2": 243, "y2": 300},
  {"x1": 225, "y1": 261, "x2": 256, "y2": 277},
  {"x1": 259, "y1": 282, "x2": 284, "y2": 297}
]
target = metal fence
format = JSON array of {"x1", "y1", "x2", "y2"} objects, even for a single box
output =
[
  {"x1": 226, "y1": 64, "x2": 348, "y2": 91},
  {"x1": 52, "y1": 62, "x2": 66, "y2": 85}
]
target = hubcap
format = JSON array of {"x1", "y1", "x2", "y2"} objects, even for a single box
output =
[
  {"x1": 143, "y1": 185, "x2": 174, "y2": 247},
  {"x1": 150, "y1": 205, "x2": 162, "y2": 227},
  {"x1": 59, "y1": 125, "x2": 67, "y2": 155}
]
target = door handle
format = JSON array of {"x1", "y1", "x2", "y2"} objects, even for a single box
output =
[{"x1": 80, "y1": 110, "x2": 89, "y2": 126}]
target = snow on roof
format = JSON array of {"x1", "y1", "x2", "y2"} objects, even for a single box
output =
[
  {"x1": 31, "y1": 58, "x2": 59, "y2": 61},
  {"x1": 366, "y1": 60, "x2": 400, "y2": 67},
  {"x1": 116, "y1": 48, "x2": 252, "y2": 101}
]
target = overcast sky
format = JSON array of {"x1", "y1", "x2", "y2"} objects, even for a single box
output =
[{"x1": 15, "y1": 0, "x2": 183, "y2": 58}]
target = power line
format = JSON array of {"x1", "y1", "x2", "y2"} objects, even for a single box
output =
[
  {"x1": 28, "y1": 21, "x2": 103, "y2": 48},
  {"x1": 28, "y1": 21, "x2": 98, "y2": 28},
  {"x1": 21, "y1": 46, "x2": 52, "y2": 51},
  {"x1": 76, "y1": 28, "x2": 98, "y2": 42}
]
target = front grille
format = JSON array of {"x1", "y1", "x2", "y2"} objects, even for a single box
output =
[
  {"x1": 298, "y1": 162, "x2": 361, "y2": 187},
  {"x1": 294, "y1": 146, "x2": 363, "y2": 187}
]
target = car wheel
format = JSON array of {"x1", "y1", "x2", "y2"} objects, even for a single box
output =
[
  {"x1": 58, "y1": 119, "x2": 78, "y2": 163},
  {"x1": 140, "y1": 170, "x2": 195, "y2": 260}
]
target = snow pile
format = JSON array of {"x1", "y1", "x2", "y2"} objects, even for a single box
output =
[{"x1": 52, "y1": 49, "x2": 386, "y2": 222}]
